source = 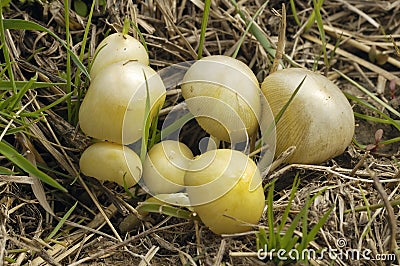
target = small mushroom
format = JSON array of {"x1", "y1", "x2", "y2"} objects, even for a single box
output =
[
  {"x1": 79, "y1": 142, "x2": 142, "y2": 187},
  {"x1": 181, "y1": 55, "x2": 262, "y2": 143},
  {"x1": 185, "y1": 149, "x2": 265, "y2": 234},
  {"x1": 261, "y1": 68, "x2": 355, "y2": 164},
  {"x1": 142, "y1": 140, "x2": 193, "y2": 194},
  {"x1": 79, "y1": 61, "x2": 166, "y2": 144},
  {"x1": 90, "y1": 33, "x2": 149, "y2": 79}
]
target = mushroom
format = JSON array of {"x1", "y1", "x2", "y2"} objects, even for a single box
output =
[
  {"x1": 90, "y1": 33, "x2": 149, "y2": 79},
  {"x1": 184, "y1": 149, "x2": 265, "y2": 234},
  {"x1": 181, "y1": 55, "x2": 262, "y2": 143},
  {"x1": 261, "y1": 68, "x2": 355, "y2": 164},
  {"x1": 79, "y1": 141, "x2": 142, "y2": 187},
  {"x1": 79, "y1": 61, "x2": 166, "y2": 144},
  {"x1": 142, "y1": 140, "x2": 193, "y2": 194}
]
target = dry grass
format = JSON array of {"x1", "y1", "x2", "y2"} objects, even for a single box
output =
[{"x1": 1, "y1": 0, "x2": 400, "y2": 265}]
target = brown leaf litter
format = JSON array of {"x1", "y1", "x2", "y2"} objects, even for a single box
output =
[{"x1": 0, "y1": 0, "x2": 400, "y2": 265}]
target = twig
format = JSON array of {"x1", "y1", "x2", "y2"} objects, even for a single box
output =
[
  {"x1": 30, "y1": 204, "x2": 118, "y2": 265},
  {"x1": 264, "y1": 146, "x2": 296, "y2": 177},
  {"x1": 369, "y1": 166, "x2": 398, "y2": 254},
  {"x1": 345, "y1": 198, "x2": 400, "y2": 214},
  {"x1": 336, "y1": 0, "x2": 380, "y2": 28},
  {"x1": 138, "y1": 245, "x2": 159, "y2": 266},
  {"x1": 194, "y1": 220, "x2": 203, "y2": 266},
  {"x1": 213, "y1": 238, "x2": 226, "y2": 266},
  {"x1": 323, "y1": 25, "x2": 400, "y2": 69},
  {"x1": 350, "y1": 151, "x2": 369, "y2": 176},
  {"x1": 8, "y1": 237, "x2": 62, "y2": 266},
  {"x1": 0, "y1": 209, "x2": 8, "y2": 266},
  {"x1": 303, "y1": 34, "x2": 400, "y2": 86},
  {"x1": 270, "y1": 4, "x2": 286, "y2": 73}
]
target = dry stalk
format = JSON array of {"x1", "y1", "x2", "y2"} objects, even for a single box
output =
[
  {"x1": 68, "y1": 221, "x2": 190, "y2": 266},
  {"x1": 270, "y1": 3, "x2": 286, "y2": 74},
  {"x1": 368, "y1": 165, "x2": 398, "y2": 255}
]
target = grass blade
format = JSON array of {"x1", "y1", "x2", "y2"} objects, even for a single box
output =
[
  {"x1": 277, "y1": 173, "x2": 300, "y2": 233},
  {"x1": 256, "y1": 227, "x2": 268, "y2": 251},
  {"x1": 304, "y1": 0, "x2": 325, "y2": 32},
  {"x1": 261, "y1": 75, "x2": 306, "y2": 143},
  {"x1": 379, "y1": 136, "x2": 400, "y2": 146},
  {"x1": 137, "y1": 202, "x2": 196, "y2": 220},
  {"x1": 21, "y1": 92, "x2": 73, "y2": 117},
  {"x1": 0, "y1": 81, "x2": 65, "y2": 90},
  {"x1": 0, "y1": 140, "x2": 67, "y2": 192},
  {"x1": 344, "y1": 92, "x2": 400, "y2": 130},
  {"x1": 304, "y1": 205, "x2": 333, "y2": 246},
  {"x1": 231, "y1": 0, "x2": 275, "y2": 57},
  {"x1": 72, "y1": 0, "x2": 96, "y2": 124},
  {"x1": 289, "y1": 0, "x2": 300, "y2": 26},
  {"x1": 7, "y1": 75, "x2": 36, "y2": 110},
  {"x1": 336, "y1": 69, "x2": 400, "y2": 118},
  {"x1": 0, "y1": 7, "x2": 16, "y2": 93},
  {"x1": 198, "y1": 0, "x2": 211, "y2": 59},
  {"x1": 280, "y1": 201, "x2": 307, "y2": 250},
  {"x1": 130, "y1": 21, "x2": 148, "y2": 54},
  {"x1": 140, "y1": 71, "x2": 152, "y2": 163},
  {"x1": 158, "y1": 111, "x2": 194, "y2": 140},
  {"x1": 266, "y1": 180, "x2": 276, "y2": 248},
  {"x1": 46, "y1": 201, "x2": 78, "y2": 241},
  {"x1": 353, "y1": 112, "x2": 398, "y2": 126},
  {"x1": 312, "y1": 0, "x2": 329, "y2": 73},
  {"x1": 231, "y1": 1, "x2": 269, "y2": 59}
]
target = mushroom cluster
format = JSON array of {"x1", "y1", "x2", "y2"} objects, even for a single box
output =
[
  {"x1": 79, "y1": 33, "x2": 355, "y2": 235},
  {"x1": 79, "y1": 32, "x2": 166, "y2": 188}
]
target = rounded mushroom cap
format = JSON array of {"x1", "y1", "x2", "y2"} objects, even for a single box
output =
[
  {"x1": 79, "y1": 61, "x2": 166, "y2": 144},
  {"x1": 181, "y1": 55, "x2": 262, "y2": 143},
  {"x1": 90, "y1": 33, "x2": 149, "y2": 79},
  {"x1": 261, "y1": 68, "x2": 355, "y2": 164},
  {"x1": 142, "y1": 140, "x2": 194, "y2": 194},
  {"x1": 185, "y1": 149, "x2": 265, "y2": 234},
  {"x1": 79, "y1": 142, "x2": 142, "y2": 187}
]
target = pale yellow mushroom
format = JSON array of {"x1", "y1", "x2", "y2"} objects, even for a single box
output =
[
  {"x1": 90, "y1": 33, "x2": 149, "y2": 79},
  {"x1": 185, "y1": 149, "x2": 265, "y2": 234},
  {"x1": 142, "y1": 140, "x2": 194, "y2": 194},
  {"x1": 79, "y1": 61, "x2": 166, "y2": 144},
  {"x1": 79, "y1": 142, "x2": 142, "y2": 187},
  {"x1": 261, "y1": 68, "x2": 355, "y2": 164},
  {"x1": 181, "y1": 55, "x2": 262, "y2": 143}
]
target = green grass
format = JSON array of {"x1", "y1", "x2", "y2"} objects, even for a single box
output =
[
  {"x1": 45, "y1": 201, "x2": 78, "y2": 241},
  {"x1": 72, "y1": 0, "x2": 96, "y2": 125},
  {"x1": 197, "y1": 0, "x2": 211, "y2": 59},
  {"x1": 231, "y1": 1, "x2": 269, "y2": 59},
  {"x1": 0, "y1": 8, "x2": 69, "y2": 192},
  {"x1": 257, "y1": 175, "x2": 334, "y2": 264},
  {"x1": 0, "y1": 2, "x2": 16, "y2": 93},
  {"x1": 140, "y1": 71, "x2": 153, "y2": 163},
  {"x1": 0, "y1": 140, "x2": 67, "y2": 192},
  {"x1": 231, "y1": 0, "x2": 276, "y2": 60}
]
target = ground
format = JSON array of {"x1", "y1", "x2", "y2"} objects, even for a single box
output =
[{"x1": 0, "y1": 0, "x2": 399, "y2": 265}]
